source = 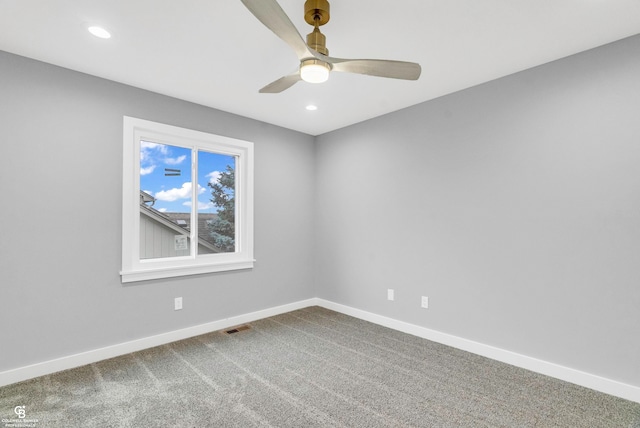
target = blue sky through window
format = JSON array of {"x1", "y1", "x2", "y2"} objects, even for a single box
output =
[{"x1": 140, "y1": 141, "x2": 235, "y2": 213}]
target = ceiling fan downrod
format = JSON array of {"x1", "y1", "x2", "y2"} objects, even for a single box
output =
[{"x1": 304, "y1": 0, "x2": 330, "y2": 55}]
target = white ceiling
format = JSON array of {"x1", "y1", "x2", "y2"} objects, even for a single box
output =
[{"x1": 1, "y1": 1, "x2": 639, "y2": 135}]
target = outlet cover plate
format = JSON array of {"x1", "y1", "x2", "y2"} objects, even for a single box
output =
[{"x1": 421, "y1": 296, "x2": 429, "y2": 309}]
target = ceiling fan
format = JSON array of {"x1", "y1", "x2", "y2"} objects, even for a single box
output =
[{"x1": 240, "y1": 0, "x2": 422, "y2": 93}]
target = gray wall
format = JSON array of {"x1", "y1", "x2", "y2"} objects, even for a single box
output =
[
  {"x1": 2, "y1": 34, "x2": 639, "y2": 389},
  {"x1": 315, "y1": 35, "x2": 640, "y2": 387},
  {"x1": 0, "y1": 51, "x2": 316, "y2": 372}
]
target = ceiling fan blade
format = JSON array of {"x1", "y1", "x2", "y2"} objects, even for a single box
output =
[
  {"x1": 240, "y1": 0, "x2": 312, "y2": 60},
  {"x1": 259, "y1": 72, "x2": 302, "y2": 93},
  {"x1": 329, "y1": 58, "x2": 422, "y2": 80}
]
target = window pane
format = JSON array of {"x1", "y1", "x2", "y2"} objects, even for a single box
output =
[
  {"x1": 139, "y1": 141, "x2": 192, "y2": 259},
  {"x1": 198, "y1": 150, "x2": 236, "y2": 253}
]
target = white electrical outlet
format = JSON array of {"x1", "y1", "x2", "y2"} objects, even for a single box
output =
[
  {"x1": 421, "y1": 296, "x2": 429, "y2": 309},
  {"x1": 174, "y1": 297, "x2": 183, "y2": 311},
  {"x1": 387, "y1": 289, "x2": 395, "y2": 301}
]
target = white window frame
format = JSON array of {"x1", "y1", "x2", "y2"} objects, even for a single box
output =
[{"x1": 121, "y1": 116, "x2": 254, "y2": 283}]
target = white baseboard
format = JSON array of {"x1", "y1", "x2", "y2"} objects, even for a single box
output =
[
  {"x1": 2, "y1": 297, "x2": 639, "y2": 404},
  {"x1": 0, "y1": 299, "x2": 316, "y2": 388},
  {"x1": 315, "y1": 299, "x2": 640, "y2": 404}
]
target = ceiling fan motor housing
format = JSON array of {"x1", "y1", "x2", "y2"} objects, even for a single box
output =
[{"x1": 307, "y1": 28, "x2": 328, "y2": 55}]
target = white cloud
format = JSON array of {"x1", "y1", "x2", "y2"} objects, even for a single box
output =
[
  {"x1": 206, "y1": 171, "x2": 221, "y2": 184},
  {"x1": 140, "y1": 142, "x2": 168, "y2": 173},
  {"x1": 140, "y1": 165, "x2": 156, "y2": 176},
  {"x1": 199, "y1": 200, "x2": 215, "y2": 211},
  {"x1": 141, "y1": 141, "x2": 168, "y2": 154},
  {"x1": 164, "y1": 155, "x2": 186, "y2": 165},
  {"x1": 140, "y1": 141, "x2": 170, "y2": 168},
  {"x1": 158, "y1": 208, "x2": 167, "y2": 213},
  {"x1": 155, "y1": 183, "x2": 206, "y2": 202},
  {"x1": 155, "y1": 182, "x2": 193, "y2": 202}
]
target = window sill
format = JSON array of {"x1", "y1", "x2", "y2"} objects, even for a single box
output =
[{"x1": 120, "y1": 259, "x2": 255, "y2": 283}]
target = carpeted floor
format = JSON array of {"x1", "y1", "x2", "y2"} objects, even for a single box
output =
[{"x1": 1, "y1": 306, "x2": 639, "y2": 427}]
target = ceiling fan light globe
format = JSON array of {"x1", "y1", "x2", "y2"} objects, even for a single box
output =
[{"x1": 300, "y1": 60, "x2": 330, "y2": 83}]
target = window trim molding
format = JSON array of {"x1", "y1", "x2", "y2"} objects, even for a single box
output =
[{"x1": 121, "y1": 116, "x2": 254, "y2": 283}]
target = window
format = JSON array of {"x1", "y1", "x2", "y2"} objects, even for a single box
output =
[{"x1": 121, "y1": 117, "x2": 254, "y2": 282}]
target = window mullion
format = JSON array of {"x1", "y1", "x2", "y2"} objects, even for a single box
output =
[{"x1": 191, "y1": 147, "x2": 198, "y2": 258}]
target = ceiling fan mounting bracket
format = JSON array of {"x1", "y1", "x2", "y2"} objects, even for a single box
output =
[{"x1": 304, "y1": 0, "x2": 330, "y2": 26}]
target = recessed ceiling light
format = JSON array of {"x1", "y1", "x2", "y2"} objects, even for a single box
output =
[
  {"x1": 306, "y1": 104, "x2": 318, "y2": 111},
  {"x1": 88, "y1": 26, "x2": 111, "y2": 39}
]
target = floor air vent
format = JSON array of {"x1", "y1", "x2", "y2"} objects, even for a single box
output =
[{"x1": 225, "y1": 325, "x2": 251, "y2": 334}]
